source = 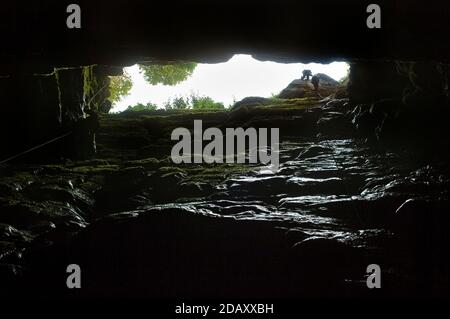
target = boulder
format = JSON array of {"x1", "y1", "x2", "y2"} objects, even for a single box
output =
[
  {"x1": 314, "y1": 73, "x2": 339, "y2": 86},
  {"x1": 278, "y1": 79, "x2": 313, "y2": 99},
  {"x1": 278, "y1": 74, "x2": 340, "y2": 99},
  {"x1": 230, "y1": 96, "x2": 271, "y2": 110}
]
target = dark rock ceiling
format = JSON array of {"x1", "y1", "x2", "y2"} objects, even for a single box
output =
[{"x1": 0, "y1": 0, "x2": 449, "y2": 74}]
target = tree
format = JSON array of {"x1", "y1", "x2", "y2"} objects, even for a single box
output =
[
  {"x1": 109, "y1": 62, "x2": 197, "y2": 105},
  {"x1": 109, "y1": 72, "x2": 132, "y2": 104},
  {"x1": 163, "y1": 96, "x2": 189, "y2": 110},
  {"x1": 138, "y1": 62, "x2": 197, "y2": 86},
  {"x1": 172, "y1": 97, "x2": 190, "y2": 110},
  {"x1": 190, "y1": 94, "x2": 224, "y2": 110},
  {"x1": 126, "y1": 102, "x2": 158, "y2": 112},
  {"x1": 162, "y1": 93, "x2": 224, "y2": 110}
]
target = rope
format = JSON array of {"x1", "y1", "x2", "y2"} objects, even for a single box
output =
[
  {"x1": 0, "y1": 131, "x2": 72, "y2": 165},
  {"x1": 87, "y1": 82, "x2": 110, "y2": 107}
]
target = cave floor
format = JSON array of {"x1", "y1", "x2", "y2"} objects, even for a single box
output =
[{"x1": 1, "y1": 97, "x2": 450, "y2": 298}]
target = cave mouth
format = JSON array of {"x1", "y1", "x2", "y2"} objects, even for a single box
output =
[{"x1": 109, "y1": 55, "x2": 349, "y2": 113}]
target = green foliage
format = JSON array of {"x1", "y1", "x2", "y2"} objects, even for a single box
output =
[
  {"x1": 109, "y1": 72, "x2": 133, "y2": 104},
  {"x1": 174, "y1": 97, "x2": 189, "y2": 110},
  {"x1": 122, "y1": 93, "x2": 223, "y2": 112},
  {"x1": 190, "y1": 94, "x2": 224, "y2": 109},
  {"x1": 163, "y1": 93, "x2": 224, "y2": 110},
  {"x1": 162, "y1": 96, "x2": 188, "y2": 110},
  {"x1": 138, "y1": 62, "x2": 197, "y2": 86},
  {"x1": 126, "y1": 102, "x2": 158, "y2": 111}
]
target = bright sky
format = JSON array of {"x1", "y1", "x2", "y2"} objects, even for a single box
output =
[{"x1": 112, "y1": 54, "x2": 349, "y2": 112}]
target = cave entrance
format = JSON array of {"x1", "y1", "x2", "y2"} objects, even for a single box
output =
[
  {"x1": 108, "y1": 55, "x2": 349, "y2": 113},
  {"x1": 97, "y1": 55, "x2": 350, "y2": 162}
]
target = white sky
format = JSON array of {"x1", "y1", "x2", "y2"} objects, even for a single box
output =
[{"x1": 112, "y1": 54, "x2": 349, "y2": 112}]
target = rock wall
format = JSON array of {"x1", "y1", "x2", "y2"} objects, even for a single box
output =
[
  {"x1": 347, "y1": 61, "x2": 449, "y2": 106},
  {"x1": 348, "y1": 61, "x2": 450, "y2": 145},
  {"x1": 0, "y1": 66, "x2": 114, "y2": 161},
  {"x1": 347, "y1": 61, "x2": 408, "y2": 104}
]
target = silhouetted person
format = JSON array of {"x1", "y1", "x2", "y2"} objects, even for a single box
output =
[
  {"x1": 311, "y1": 75, "x2": 320, "y2": 92},
  {"x1": 301, "y1": 69, "x2": 312, "y2": 81}
]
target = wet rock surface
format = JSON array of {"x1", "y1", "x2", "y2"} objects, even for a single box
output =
[{"x1": 1, "y1": 98, "x2": 450, "y2": 298}]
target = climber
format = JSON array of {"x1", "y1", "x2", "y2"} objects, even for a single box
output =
[
  {"x1": 311, "y1": 74, "x2": 320, "y2": 92},
  {"x1": 301, "y1": 69, "x2": 312, "y2": 81}
]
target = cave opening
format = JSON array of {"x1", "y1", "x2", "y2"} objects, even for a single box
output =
[{"x1": 108, "y1": 55, "x2": 349, "y2": 113}]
